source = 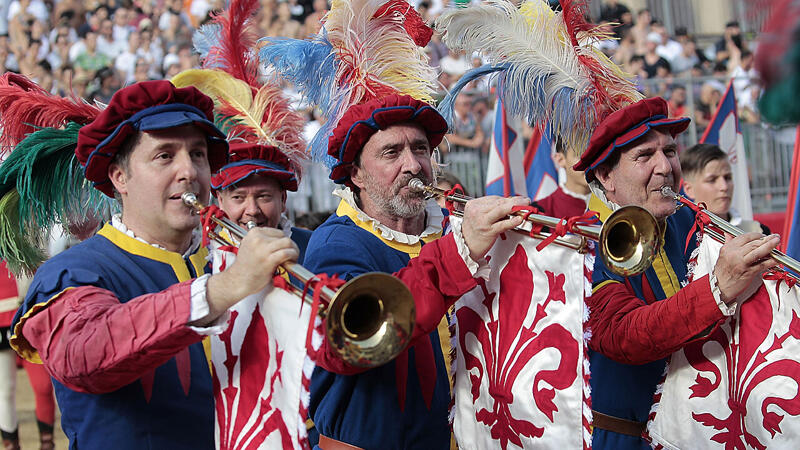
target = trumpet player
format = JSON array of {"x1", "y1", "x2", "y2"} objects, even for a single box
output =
[
  {"x1": 213, "y1": 142, "x2": 313, "y2": 264},
  {"x1": 574, "y1": 97, "x2": 780, "y2": 450},
  {"x1": 302, "y1": 94, "x2": 528, "y2": 449},
  {"x1": 7, "y1": 81, "x2": 299, "y2": 449}
]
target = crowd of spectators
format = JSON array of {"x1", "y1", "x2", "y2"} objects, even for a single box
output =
[{"x1": 0, "y1": 0, "x2": 761, "y2": 185}]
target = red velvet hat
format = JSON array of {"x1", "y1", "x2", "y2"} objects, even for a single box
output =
[
  {"x1": 327, "y1": 94, "x2": 447, "y2": 186},
  {"x1": 76, "y1": 80, "x2": 229, "y2": 197},
  {"x1": 211, "y1": 142, "x2": 298, "y2": 192},
  {"x1": 573, "y1": 97, "x2": 690, "y2": 180}
]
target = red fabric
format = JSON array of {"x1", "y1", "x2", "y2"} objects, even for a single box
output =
[
  {"x1": 76, "y1": 80, "x2": 228, "y2": 197},
  {"x1": 227, "y1": 142, "x2": 291, "y2": 167},
  {"x1": 21, "y1": 359, "x2": 55, "y2": 424},
  {"x1": 573, "y1": 97, "x2": 690, "y2": 173},
  {"x1": 21, "y1": 282, "x2": 204, "y2": 394},
  {"x1": 535, "y1": 186, "x2": 588, "y2": 219},
  {"x1": 313, "y1": 233, "x2": 478, "y2": 375},
  {"x1": 587, "y1": 275, "x2": 726, "y2": 364},
  {"x1": 327, "y1": 94, "x2": 448, "y2": 185}
]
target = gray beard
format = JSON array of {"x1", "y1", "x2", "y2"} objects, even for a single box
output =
[{"x1": 361, "y1": 172, "x2": 430, "y2": 219}]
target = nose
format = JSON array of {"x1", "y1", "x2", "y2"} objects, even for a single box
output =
[
  {"x1": 175, "y1": 151, "x2": 198, "y2": 183},
  {"x1": 243, "y1": 196, "x2": 260, "y2": 216},
  {"x1": 400, "y1": 148, "x2": 423, "y2": 174},
  {"x1": 652, "y1": 149, "x2": 672, "y2": 176}
]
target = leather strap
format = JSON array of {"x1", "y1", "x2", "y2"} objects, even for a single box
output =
[
  {"x1": 591, "y1": 410, "x2": 646, "y2": 437},
  {"x1": 318, "y1": 434, "x2": 364, "y2": 450}
]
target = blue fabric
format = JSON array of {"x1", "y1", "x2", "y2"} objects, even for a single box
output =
[
  {"x1": 589, "y1": 205, "x2": 697, "y2": 450},
  {"x1": 12, "y1": 232, "x2": 214, "y2": 450},
  {"x1": 303, "y1": 213, "x2": 450, "y2": 450}
]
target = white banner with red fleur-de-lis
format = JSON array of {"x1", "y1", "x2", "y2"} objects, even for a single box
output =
[
  {"x1": 210, "y1": 247, "x2": 320, "y2": 450},
  {"x1": 451, "y1": 225, "x2": 593, "y2": 450},
  {"x1": 646, "y1": 235, "x2": 800, "y2": 450}
]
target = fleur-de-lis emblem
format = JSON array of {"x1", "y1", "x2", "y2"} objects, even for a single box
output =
[
  {"x1": 457, "y1": 244, "x2": 579, "y2": 450},
  {"x1": 683, "y1": 285, "x2": 800, "y2": 450}
]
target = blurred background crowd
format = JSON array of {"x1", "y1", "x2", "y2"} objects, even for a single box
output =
[{"x1": 0, "y1": 0, "x2": 789, "y2": 214}]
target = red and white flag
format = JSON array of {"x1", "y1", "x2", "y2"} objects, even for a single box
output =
[
  {"x1": 210, "y1": 247, "x2": 319, "y2": 450},
  {"x1": 450, "y1": 221, "x2": 593, "y2": 449},
  {"x1": 646, "y1": 235, "x2": 800, "y2": 449}
]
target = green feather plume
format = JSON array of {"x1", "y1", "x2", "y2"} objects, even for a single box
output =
[
  {"x1": 0, "y1": 190, "x2": 47, "y2": 275},
  {"x1": 0, "y1": 122, "x2": 116, "y2": 274}
]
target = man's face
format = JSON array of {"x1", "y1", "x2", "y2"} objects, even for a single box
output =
[
  {"x1": 350, "y1": 123, "x2": 433, "y2": 220},
  {"x1": 671, "y1": 87, "x2": 686, "y2": 105},
  {"x1": 454, "y1": 95, "x2": 471, "y2": 118},
  {"x1": 217, "y1": 175, "x2": 286, "y2": 229},
  {"x1": 595, "y1": 130, "x2": 681, "y2": 221},
  {"x1": 683, "y1": 158, "x2": 733, "y2": 217},
  {"x1": 109, "y1": 125, "x2": 211, "y2": 237}
]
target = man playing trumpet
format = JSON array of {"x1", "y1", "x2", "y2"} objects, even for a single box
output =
[
  {"x1": 7, "y1": 80, "x2": 299, "y2": 449},
  {"x1": 576, "y1": 97, "x2": 780, "y2": 449}
]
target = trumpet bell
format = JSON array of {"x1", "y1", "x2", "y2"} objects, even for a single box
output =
[
  {"x1": 599, "y1": 206, "x2": 660, "y2": 277},
  {"x1": 325, "y1": 272, "x2": 416, "y2": 368}
]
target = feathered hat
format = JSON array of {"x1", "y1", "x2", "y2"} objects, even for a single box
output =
[
  {"x1": 258, "y1": 0, "x2": 447, "y2": 187},
  {"x1": 172, "y1": 0, "x2": 308, "y2": 192},
  {"x1": 435, "y1": 0, "x2": 686, "y2": 179},
  {"x1": 0, "y1": 75, "x2": 228, "y2": 274}
]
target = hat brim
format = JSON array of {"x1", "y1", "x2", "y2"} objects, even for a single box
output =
[
  {"x1": 583, "y1": 116, "x2": 690, "y2": 180},
  {"x1": 211, "y1": 161, "x2": 298, "y2": 192},
  {"x1": 85, "y1": 105, "x2": 229, "y2": 196}
]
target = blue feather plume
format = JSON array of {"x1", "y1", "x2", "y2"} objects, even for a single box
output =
[
  {"x1": 438, "y1": 64, "x2": 508, "y2": 130},
  {"x1": 258, "y1": 36, "x2": 337, "y2": 113},
  {"x1": 193, "y1": 23, "x2": 222, "y2": 64}
]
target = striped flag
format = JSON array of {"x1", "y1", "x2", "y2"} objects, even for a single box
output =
[
  {"x1": 699, "y1": 79, "x2": 754, "y2": 220},
  {"x1": 782, "y1": 126, "x2": 800, "y2": 258},
  {"x1": 485, "y1": 92, "x2": 557, "y2": 200}
]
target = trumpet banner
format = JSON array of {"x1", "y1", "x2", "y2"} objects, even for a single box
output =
[
  {"x1": 210, "y1": 247, "x2": 318, "y2": 450},
  {"x1": 645, "y1": 236, "x2": 800, "y2": 450},
  {"x1": 451, "y1": 226, "x2": 593, "y2": 450}
]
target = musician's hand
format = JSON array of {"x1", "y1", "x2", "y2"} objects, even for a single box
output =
[
  {"x1": 201, "y1": 228, "x2": 299, "y2": 324},
  {"x1": 461, "y1": 195, "x2": 528, "y2": 261},
  {"x1": 712, "y1": 232, "x2": 780, "y2": 304}
]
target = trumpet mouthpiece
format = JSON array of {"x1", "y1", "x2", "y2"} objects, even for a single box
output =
[
  {"x1": 660, "y1": 186, "x2": 676, "y2": 198},
  {"x1": 181, "y1": 192, "x2": 198, "y2": 206},
  {"x1": 408, "y1": 178, "x2": 425, "y2": 192},
  {"x1": 246, "y1": 221, "x2": 257, "y2": 230}
]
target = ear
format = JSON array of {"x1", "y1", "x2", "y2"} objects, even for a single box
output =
[
  {"x1": 593, "y1": 165, "x2": 615, "y2": 194},
  {"x1": 551, "y1": 152, "x2": 567, "y2": 169},
  {"x1": 281, "y1": 190, "x2": 287, "y2": 213},
  {"x1": 108, "y1": 162, "x2": 129, "y2": 196},
  {"x1": 349, "y1": 163, "x2": 366, "y2": 191},
  {"x1": 682, "y1": 179, "x2": 694, "y2": 199}
]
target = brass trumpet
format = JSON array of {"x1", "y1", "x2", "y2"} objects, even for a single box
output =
[
  {"x1": 408, "y1": 179, "x2": 659, "y2": 277},
  {"x1": 182, "y1": 193, "x2": 416, "y2": 368},
  {"x1": 661, "y1": 186, "x2": 800, "y2": 282}
]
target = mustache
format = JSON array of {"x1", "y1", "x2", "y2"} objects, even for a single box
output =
[{"x1": 395, "y1": 173, "x2": 431, "y2": 194}]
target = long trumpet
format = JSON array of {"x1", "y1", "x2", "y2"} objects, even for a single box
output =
[
  {"x1": 661, "y1": 186, "x2": 800, "y2": 282},
  {"x1": 182, "y1": 193, "x2": 415, "y2": 368},
  {"x1": 409, "y1": 179, "x2": 660, "y2": 277}
]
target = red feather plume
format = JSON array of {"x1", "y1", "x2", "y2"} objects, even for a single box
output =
[
  {"x1": 0, "y1": 73, "x2": 100, "y2": 155},
  {"x1": 204, "y1": 0, "x2": 261, "y2": 88}
]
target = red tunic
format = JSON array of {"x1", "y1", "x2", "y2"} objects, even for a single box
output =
[{"x1": 535, "y1": 186, "x2": 588, "y2": 218}]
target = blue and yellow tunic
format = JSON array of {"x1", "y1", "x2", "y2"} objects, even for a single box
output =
[
  {"x1": 588, "y1": 195, "x2": 698, "y2": 450},
  {"x1": 10, "y1": 223, "x2": 214, "y2": 450},
  {"x1": 304, "y1": 196, "x2": 451, "y2": 450}
]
